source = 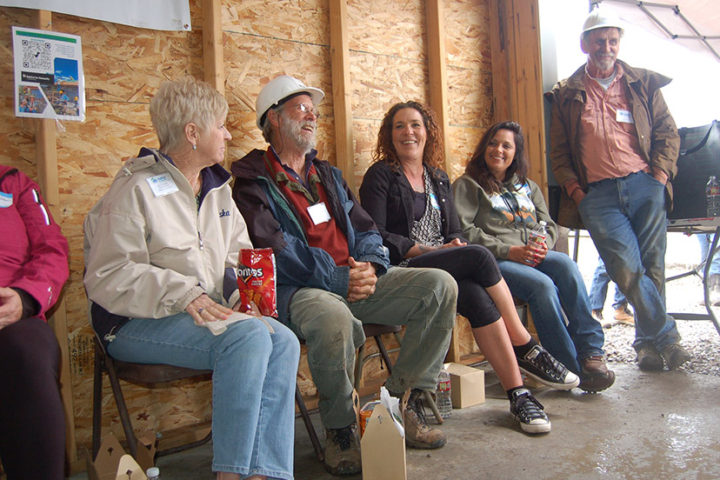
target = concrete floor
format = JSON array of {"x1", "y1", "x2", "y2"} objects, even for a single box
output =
[{"x1": 72, "y1": 362, "x2": 720, "y2": 480}]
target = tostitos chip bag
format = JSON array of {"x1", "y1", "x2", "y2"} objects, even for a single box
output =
[{"x1": 237, "y1": 248, "x2": 278, "y2": 317}]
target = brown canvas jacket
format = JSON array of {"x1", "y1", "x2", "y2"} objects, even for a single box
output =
[{"x1": 546, "y1": 59, "x2": 680, "y2": 228}]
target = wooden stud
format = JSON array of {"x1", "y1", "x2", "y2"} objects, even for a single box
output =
[
  {"x1": 488, "y1": 0, "x2": 547, "y2": 193},
  {"x1": 202, "y1": 0, "x2": 224, "y2": 95},
  {"x1": 33, "y1": 8, "x2": 78, "y2": 471},
  {"x1": 329, "y1": 0, "x2": 354, "y2": 187},
  {"x1": 425, "y1": 0, "x2": 451, "y2": 173}
]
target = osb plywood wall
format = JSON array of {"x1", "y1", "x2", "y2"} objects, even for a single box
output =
[{"x1": 0, "y1": 0, "x2": 491, "y2": 460}]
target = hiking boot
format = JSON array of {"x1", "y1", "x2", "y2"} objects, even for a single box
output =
[
  {"x1": 579, "y1": 355, "x2": 615, "y2": 393},
  {"x1": 324, "y1": 423, "x2": 361, "y2": 476},
  {"x1": 509, "y1": 388, "x2": 551, "y2": 434},
  {"x1": 517, "y1": 344, "x2": 580, "y2": 390},
  {"x1": 636, "y1": 344, "x2": 663, "y2": 371},
  {"x1": 613, "y1": 305, "x2": 634, "y2": 326},
  {"x1": 402, "y1": 389, "x2": 446, "y2": 449},
  {"x1": 660, "y1": 343, "x2": 691, "y2": 370}
]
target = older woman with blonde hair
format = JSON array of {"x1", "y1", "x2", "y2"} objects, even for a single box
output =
[
  {"x1": 360, "y1": 101, "x2": 579, "y2": 434},
  {"x1": 84, "y1": 76, "x2": 299, "y2": 480}
]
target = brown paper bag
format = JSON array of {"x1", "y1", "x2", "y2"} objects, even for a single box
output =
[{"x1": 360, "y1": 403, "x2": 407, "y2": 480}]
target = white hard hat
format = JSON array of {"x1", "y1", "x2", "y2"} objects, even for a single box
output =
[
  {"x1": 256, "y1": 75, "x2": 325, "y2": 129},
  {"x1": 582, "y1": 7, "x2": 624, "y2": 35}
]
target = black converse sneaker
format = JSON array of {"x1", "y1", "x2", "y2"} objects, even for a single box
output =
[
  {"x1": 517, "y1": 344, "x2": 579, "y2": 390},
  {"x1": 510, "y1": 388, "x2": 551, "y2": 434}
]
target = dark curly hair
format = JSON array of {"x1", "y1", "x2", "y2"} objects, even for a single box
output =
[
  {"x1": 373, "y1": 101, "x2": 444, "y2": 170},
  {"x1": 465, "y1": 121, "x2": 528, "y2": 194}
]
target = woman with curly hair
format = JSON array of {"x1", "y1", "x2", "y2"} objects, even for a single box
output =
[
  {"x1": 360, "y1": 101, "x2": 579, "y2": 434},
  {"x1": 452, "y1": 120, "x2": 615, "y2": 393}
]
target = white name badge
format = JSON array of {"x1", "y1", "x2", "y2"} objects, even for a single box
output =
[
  {"x1": 146, "y1": 173, "x2": 179, "y2": 197},
  {"x1": 0, "y1": 191, "x2": 12, "y2": 208},
  {"x1": 429, "y1": 192, "x2": 440, "y2": 210},
  {"x1": 616, "y1": 109, "x2": 634, "y2": 124},
  {"x1": 307, "y1": 201, "x2": 331, "y2": 225}
]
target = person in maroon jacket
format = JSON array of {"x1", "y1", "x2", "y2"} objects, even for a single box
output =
[{"x1": 0, "y1": 165, "x2": 69, "y2": 480}]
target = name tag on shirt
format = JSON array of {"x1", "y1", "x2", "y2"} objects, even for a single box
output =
[
  {"x1": 429, "y1": 192, "x2": 441, "y2": 210},
  {"x1": 307, "y1": 201, "x2": 331, "y2": 225},
  {"x1": 616, "y1": 109, "x2": 634, "y2": 124},
  {"x1": 0, "y1": 191, "x2": 12, "y2": 208},
  {"x1": 146, "y1": 173, "x2": 179, "y2": 197}
]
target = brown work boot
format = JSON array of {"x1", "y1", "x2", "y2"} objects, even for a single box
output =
[
  {"x1": 402, "y1": 389, "x2": 446, "y2": 449},
  {"x1": 660, "y1": 343, "x2": 691, "y2": 370},
  {"x1": 636, "y1": 344, "x2": 663, "y2": 371},
  {"x1": 613, "y1": 305, "x2": 634, "y2": 326},
  {"x1": 578, "y1": 355, "x2": 615, "y2": 393},
  {"x1": 324, "y1": 423, "x2": 361, "y2": 476}
]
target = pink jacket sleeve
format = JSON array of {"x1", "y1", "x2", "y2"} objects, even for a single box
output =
[{"x1": 1, "y1": 167, "x2": 69, "y2": 319}]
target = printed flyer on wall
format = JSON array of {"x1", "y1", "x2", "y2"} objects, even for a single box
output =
[{"x1": 12, "y1": 26, "x2": 85, "y2": 121}]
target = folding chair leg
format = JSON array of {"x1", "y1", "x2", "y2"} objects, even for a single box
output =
[
  {"x1": 92, "y1": 345, "x2": 104, "y2": 459},
  {"x1": 422, "y1": 391, "x2": 443, "y2": 425},
  {"x1": 374, "y1": 336, "x2": 393, "y2": 375},
  {"x1": 104, "y1": 355, "x2": 139, "y2": 459},
  {"x1": 295, "y1": 385, "x2": 324, "y2": 462}
]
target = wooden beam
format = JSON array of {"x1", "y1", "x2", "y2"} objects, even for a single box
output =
[
  {"x1": 488, "y1": 0, "x2": 547, "y2": 193},
  {"x1": 425, "y1": 0, "x2": 451, "y2": 173},
  {"x1": 202, "y1": 0, "x2": 224, "y2": 94},
  {"x1": 34, "y1": 8, "x2": 78, "y2": 472},
  {"x1": 329, "y1": 0, "x2": 354, "y2": 186},
  {"x1": 489, "y1": 0, "x2": 512, "y2": 122}
]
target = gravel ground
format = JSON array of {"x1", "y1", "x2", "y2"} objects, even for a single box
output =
[{"x1": 574, "y1": 231, "x2": 720, "y2": 377}]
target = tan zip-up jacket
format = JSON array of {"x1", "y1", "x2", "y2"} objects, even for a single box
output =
[{"x1": 84, "y1": 149, "x2": 251, "y2": 318}]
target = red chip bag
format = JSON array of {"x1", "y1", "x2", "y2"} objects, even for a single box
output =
[{"x1": 237, "y1": 248, "x2": 278, "y2": 317}]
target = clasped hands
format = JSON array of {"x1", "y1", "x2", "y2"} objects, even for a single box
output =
[
  {"x1": 509, "y1": 242, "x2": 548, "y2": 267},
  {"x1": 347, "y1": 256, "x2": 377, "y2": 303}
]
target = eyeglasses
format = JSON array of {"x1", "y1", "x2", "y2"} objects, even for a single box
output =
[{"x1": 292, "y1": 103, "x2": 320, "y2": 119}]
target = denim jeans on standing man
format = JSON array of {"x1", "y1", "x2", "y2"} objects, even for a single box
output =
[
  {"x1": 498, "y1": 250, "x2": 606, "y2": 375},
  {"x1": 107, "y1": 313, "x2": 300, "y2": 479},
  {"x1": 588, "y1": 254, "x2": 628, "y2": 311},
  {"x1": 578, "y1": 171, "x2": 680, "y2": 352}
]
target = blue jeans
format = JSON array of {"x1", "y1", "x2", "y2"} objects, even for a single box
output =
[
  {"x1": 697, "y1": 234, "x2": 720, "y2": 276},
  {"x1": 108, "y1": 313, "x2": 300, "y2": 479},
  {"x1": 578, "y1": 171, "x2": 680, "y2": 351},
  {"x1": 588, "y1": 255, "x2": 628, "y2": 311},
  {"x1": 498, "y1": 250, "x2": 605, "y2": 374}
]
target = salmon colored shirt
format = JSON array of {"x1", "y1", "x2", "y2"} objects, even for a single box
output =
[{"x1": 565, "y1": 64, "x2": 668, "y2": 198}]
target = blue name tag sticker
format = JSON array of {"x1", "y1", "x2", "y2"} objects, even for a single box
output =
[
  {"x1": 429, "y1": 192, "x2": 440, "y2": 210},
  {"x1": 0, "y1": 191, "x2": 13, "y2": 208}
]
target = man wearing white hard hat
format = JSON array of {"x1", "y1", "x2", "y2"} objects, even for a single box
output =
[
  {"x1": 547, "y1": 7, "x2": 690, "y2": 372},
  {"x1": 231, "y1": 75, "x2": 456, "y2": 475}
]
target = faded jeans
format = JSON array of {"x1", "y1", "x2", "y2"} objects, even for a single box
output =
[
  {"x1": 578, "y1": 171, "x2": 680, "y2": 351},
  {"x1": 287, "y1": 266, "x2": 457, "y2": 429},
  {"x1": 108, "y1": 313, "x2": 299, "y2": 479},
  {"x1": 498, "y1": 250, "x2": 605, "y2": 374},
  {"x1": 588, "y1": 254, "x2": 628, "y2": 311}
]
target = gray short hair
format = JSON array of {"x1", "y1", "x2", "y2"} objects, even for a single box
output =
[
  {"x1": 149, "y1": 76, "x2": 228, "y2": 153},
  {"x1": 261, "y1": 103, "x2": 285, "y2": 144}
]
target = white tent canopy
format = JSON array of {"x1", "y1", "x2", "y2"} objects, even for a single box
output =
[{"x1": 597, "y1": 0, "x2": 720, "y2": 62}]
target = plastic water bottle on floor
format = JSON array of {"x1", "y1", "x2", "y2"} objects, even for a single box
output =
[
  {"x1": 436, "y1": 367, "x2": 452, "y2": 419},
  {"x1": 146, "y1": 467, "x2": 160, "y2": 480},
  {"x1": 706, "y1": 176, "x2": 720, "y2": 217}
]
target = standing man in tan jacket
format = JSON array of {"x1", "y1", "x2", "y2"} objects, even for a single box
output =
[{"x1": 546, "y1": 7, "x2": 690, "y2": 372}]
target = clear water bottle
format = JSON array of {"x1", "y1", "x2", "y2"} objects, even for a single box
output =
[
  {"x1": 706, "y1": 176, "x2": 720, "y2": 217},
  {"x1": 436, "y1": 367, "x2": 452, "y2": 419},
  {"x1": 146, "y1": 467, "x2": 160, "y2": 480},
  {"x1": 528, "y1": 220, "x2": 548, "y2": 246}
]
